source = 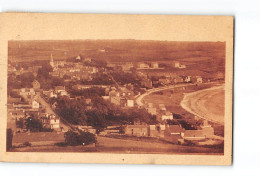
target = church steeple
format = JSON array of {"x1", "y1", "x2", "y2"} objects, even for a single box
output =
[{"x1": 50, "y1": 53, "x2": 54, "y2": 67}]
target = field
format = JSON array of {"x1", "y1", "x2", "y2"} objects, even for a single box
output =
[
  {"x1": 9, "y1": 135, "x2": 224, "y2": 154},
  {"x1": 8, "y1": 40, "x2": 225, "y2": 75},
  {"x1": 143, "y1": 83, "x2": 225, "y2": 136}
]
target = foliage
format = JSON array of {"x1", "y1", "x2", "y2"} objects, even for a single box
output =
[
  {"x1": 6, "y1": 128, "x2": 13, "y2": 150},
  {"x1": 64, "y1": 130, "x2": 96, "y2": 146},
  {"x1": 23, "y1": 142, "x2": 32, "y2": 147},
  {"x1": 55, "y1": 96, "x2": 87, "y2": 125},
  {"x1": 69, "y1": 87, "x2": 106, "y2": 99},
  {"x1": 25, "y1": 116, "x2": 53, "y2": 132}
]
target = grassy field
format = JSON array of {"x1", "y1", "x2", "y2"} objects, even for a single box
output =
[{"x1": 9, "y1": 135, "x2": 224, "y2": 154}]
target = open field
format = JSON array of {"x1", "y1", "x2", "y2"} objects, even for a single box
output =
[{"x1": 9, "y1": 135, "x2": 224, "y2": 154}]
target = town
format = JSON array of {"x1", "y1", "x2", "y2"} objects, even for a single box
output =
[{"x1": 7, "y1": 42, "x2": 225, "y2": 154}]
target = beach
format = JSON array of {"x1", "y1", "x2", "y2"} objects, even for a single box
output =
[{"x1": 180, "y1": 85, "x2": 225, "y2": 125}]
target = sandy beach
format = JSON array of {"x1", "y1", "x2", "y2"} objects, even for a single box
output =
[{"x1": 180, "y1": 85, "x2": 225, "y2": 125}]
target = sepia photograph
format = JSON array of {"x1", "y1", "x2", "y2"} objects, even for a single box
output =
[
  {"x1": 0, "y1": 13, "x2": 233, "y2": 165},
  {"x1": 7, "y1": 40, "x2": 226, "y2": 154}
]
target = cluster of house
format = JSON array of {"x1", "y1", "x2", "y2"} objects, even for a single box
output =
[
  {"x1": 8, "y1": 63, "x2": 42, "y2": 77},
  {"x1": 49, "y1": 54, "x2": 98, "y2": 81},
  {"x1": 108, "y1": 86, "x2": 135, "y2": 108},
  {"x1": 174, "y1": 61, "x2": 186, "y2": 69},
  {"x1": 124, "y1": 120, "x2": 216, "y2": 145},
  {"x1": 42, "y1": 86, "x2": 69, "y2": 98},
  {"x1": 137, "y1": 62, "x2": 160, "y2": 69},
  {"x1": 7, "y1": 86, "x2": 61, "y2": 134},
  {"x1": 145, "y1": 103, "x2": 174, "y2": 121}
]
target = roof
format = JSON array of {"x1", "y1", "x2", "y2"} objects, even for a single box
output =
[
  {"x1": 167, "y1": 125, "x2": 185, "y2": 133},
  {"x1": 55, "y1": 86, "x2": 65, "y2": 91},
  {"x1": 8, "y1": 97, "x2": 21, "y2": 104},
  {"x1": 126, "y1": 125, "x2": 148, "y2": 129},
  {"x1": 13, "y1": 132, "x2": 65, "y2": 143},
  {"x1": 184, "y1": 130, "x2": 205, "y2": 138}
]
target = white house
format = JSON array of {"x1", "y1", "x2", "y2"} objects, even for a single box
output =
[{"x1": 31, "y1": 100, "x2": 40, "y2": 109}]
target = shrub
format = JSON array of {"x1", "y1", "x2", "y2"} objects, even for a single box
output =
[
  {"x1": 64, "y1": 130, "x2": 96, "y2": 146},
  {"x1": 23, "y1": 142, "x2": 32, "y2": 147}
]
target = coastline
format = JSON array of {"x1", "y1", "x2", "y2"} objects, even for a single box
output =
[{"x1": 180, "y1": 85, "x2": 225, "y2": 125}]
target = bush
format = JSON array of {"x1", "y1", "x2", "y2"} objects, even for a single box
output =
[{"x1": 64, "y1": 130, "x2": 96, "y2": 146}]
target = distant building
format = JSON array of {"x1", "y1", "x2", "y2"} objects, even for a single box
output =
[
  {"x1": 149, "y1": 125, "x2": 165, "y2": 138},
  {"x1": 55, "y1": 86, "x2": 68, "y2": 96},
  {"x1": 31, "y1": 100, "x2": 40, "y2": 109},
  {"x1": 138, "y1": 62, "x2": 150, "y2": 69},
  {"x1": 164, "y1": 125, "x2": 185, "y2": 144},
  {"x1": 20, "y1": 88, "x2": 35, "y2": 97},
  {"x1": 124, "y1": 125, "x2": 149, "y2": 137},
  {"x1": 121, "y1": 63, "x2": 134, "y2": 71},
  {"x1": 147, "y1": 107, "x2": 157, "y2": 115},
  {"x1": 160, "y1": 111, "x2": 174, "y2": 121},
  {"x1": 141, "y1": 79, "x2": 153, "y2": 88},
  {"x1": 183, "y1": 121, "x2": 214, "y2": 141},
  {"x1": 40, "y1": 114, "x2": 60, "y2": 130},
  {"x1": 174, "y1": 62, "x2": 180, "y2": 68},
  {"x1": 191, "y1": 76, "x2": 203, "y2": 84},
  {"x1": 50, "y1": 53, "x2": 66, "y2": 68},
  {"x1": 173, "y1": 76, "x2": 184, "y2": 84},
  {"x1": 151, "y1": 62, "x2": 159, "y2": 68}
]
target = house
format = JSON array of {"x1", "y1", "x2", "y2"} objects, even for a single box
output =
[
  {"x1": 121, "y1": 63, "x2": 134, "y2": 71},
  {"x1": 141, "y1": 79, "x2": 153, "y2": 88},
  {"x1": 31, "y1": 100, "x2": 40, "y2": 109},
  {"x1": 191, "y1": 76, "x2": 203, "y2": 84},
  {"x1": 174, "y1": 62, "x2": 180, "y2": 68},
  {"x1": 137, "y1": 62, "x2": 150, "y2": 69},
  {"x1": 9, "y1": 110, "x2": 25, "y2": 120},
  {"x1": 110, "y1": 96, "x2": 121, "y2": 106},
  {"x1": 55, "y1": 86, "x2": 68, "y2": 96},
  {"x1": 147, "y1": 107, "x2": 157, "y2": 115},
  {"x1": 179, "y1": 64, "x2": 186, "y2": 69},
  {"x1": 173, "y1": 77, "x2": 184, "y2": 84},
  {"x1": 124, "y1": 125, "x2": 149, "y2": 137},
  {"x1": 151, "y1": 62, "x2": 159, "y2": 68},
  {"x1": 32, "y1": 80, "x2": 40, "y2": 90},
  {"x1": 149, "y1": 125, "x2": 165, "y2": 138},
  {"x1": 183, "y1": 76, "x2": 191, "y2": 83},
  {"x1": 127, "y1": 99, "x2": 134, "y2": 107},
  {"x1": 164, "y1": 125, "x2": 185, "y2": 143},
  {"x1": 20, "y1": 88, "x2": 35, "y2": 97},
  {"x1": 183, "y1": 121, "x2": 214, "y2": 141},
  {"x1": 40, "y1": 114, "x2": 60, "y2": 130},
  {"x1": 160, "y1": 111, "x2": 174, "y2": 121},
  {"x1": 75, "y1": 55, "x2": 81, "y2": 60}
]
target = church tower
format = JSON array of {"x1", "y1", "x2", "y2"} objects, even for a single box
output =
[{"x1": 50, "y1": 53, "x2": 54, "y2": 67}]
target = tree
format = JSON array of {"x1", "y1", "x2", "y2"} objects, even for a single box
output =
[
  {"x1": 25, "y1": 116, "x2": 43, "y2": 132},
  {"x1": 6, "y1": 128, "x2": 13, "y2": 150},
  {"x1": 64, "y1": 130, "x2": 96, "y2": 146}
]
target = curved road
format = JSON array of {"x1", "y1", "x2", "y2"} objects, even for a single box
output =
[{"x1": 135, "y1": 83, "x2": 194, "y2": 107}]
